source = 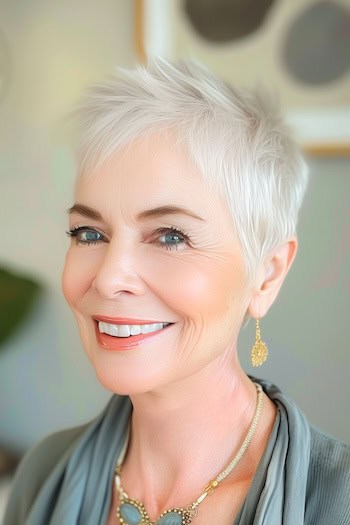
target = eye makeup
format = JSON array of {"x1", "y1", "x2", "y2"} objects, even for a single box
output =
[{"x1": 66, "y1": 225, "x2": 192, "y2": 251}]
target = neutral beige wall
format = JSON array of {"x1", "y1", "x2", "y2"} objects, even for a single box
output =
[
  {"x1": 0, "y1": 0, "x2": 135, "y2": 450},
  {"x1": 1, "y1": 1, "x2": 349, "y2": 453}
]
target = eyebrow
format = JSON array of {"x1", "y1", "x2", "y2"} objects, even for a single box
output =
[{"x1": 67, "y1": 203, "x2": 205, "y2": 222}]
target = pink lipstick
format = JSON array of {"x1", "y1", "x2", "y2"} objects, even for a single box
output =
[
  {"x1": 93, "y1": 317, "x2": 174, "y2": 351},
  {"x1": 93, "y1": 315, "x2": 171, "y2": 324}
]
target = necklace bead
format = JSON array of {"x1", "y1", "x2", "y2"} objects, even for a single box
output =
[
  {"x1": 157, "y1": 512, "x2": 185, "y2": 525},
  {"x1": 119, "y1": 502, "x2": 142, "y2": 524}
]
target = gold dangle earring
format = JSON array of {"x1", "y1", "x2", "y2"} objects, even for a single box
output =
[{"x1": 251, "y1": 317, "x2": 268, "y2": 367}]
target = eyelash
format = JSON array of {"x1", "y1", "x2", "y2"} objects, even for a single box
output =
[{"x1": 65, "y1": 226, "x2": 191, "y2": 251}]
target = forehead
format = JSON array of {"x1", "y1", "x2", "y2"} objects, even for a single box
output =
[
  {"x1": 74, "y1": 134, "x2": 234, "y2": 233},
  {"x1": 78, "y1": 134, "x2": 202, "y2": 191},
  {"x1": 71, "y1": 132, "x2": 239, "y2": 250}
]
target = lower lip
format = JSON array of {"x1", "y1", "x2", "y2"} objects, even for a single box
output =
[{"x1": 94, "y1": 321, "x2": 174, "y2": 351}]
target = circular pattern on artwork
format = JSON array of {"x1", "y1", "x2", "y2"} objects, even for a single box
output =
[
  {"x1": 282, "y1": 1, "x2": 350, "y2": 85},
  {"x1": 183, "y1": 0, "x2": 276, "y2": 43}
]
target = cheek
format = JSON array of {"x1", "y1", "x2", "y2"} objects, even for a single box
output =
[
  {"x1": 146, "y1": 252, "x2": 246, "y2": 320},
  {"x1": 187, "y1": 263, "x2": 245, "y2": 316},
  {"x1": 61, "y1": 250, "x2": 92, "y2": 306}
]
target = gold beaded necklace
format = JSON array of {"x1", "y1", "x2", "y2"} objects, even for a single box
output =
[{"x1": 114, "y1": 382, "x2": 263, "y2": 525}]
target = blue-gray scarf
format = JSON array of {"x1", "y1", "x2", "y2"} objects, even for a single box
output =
[{"x1": 6, "y1": 377, "x2": 312, "y2": 524}]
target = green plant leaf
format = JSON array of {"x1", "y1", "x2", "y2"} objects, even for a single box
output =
[{"x1": 0, "y1": 266, "x2": 43, "y2": 350}]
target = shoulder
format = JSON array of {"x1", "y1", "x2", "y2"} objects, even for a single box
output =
[
  {"x1": 305, "y1": 424, "x2": 350, "y2": 524},
  {"x1": 253, "y1": 376, "x2": 350, "y2": 523},
  {"x1": 3, "y1": 423, "x2": 89, "y2": 525},
  {"x1": 308, "y1": 424, "x2": 350, "y2": 484},
  {"x1": 4, "y1": 394, "x2": 131, "y2": 525},
  {"x1": 19, "y1": 422, "x2": 89, "y2": 483}
]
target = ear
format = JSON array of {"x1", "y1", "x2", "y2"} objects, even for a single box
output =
[{"x1": 248, "y1": 238, "x2": 298, "y2": 319}]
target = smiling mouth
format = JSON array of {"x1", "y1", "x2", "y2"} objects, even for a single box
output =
[
  {"x1": 93, "y1": 320, "x2": 175, "y2": 351},
  {"x1": 96, "y1": 320, "x2": 173, "y2": 337}
]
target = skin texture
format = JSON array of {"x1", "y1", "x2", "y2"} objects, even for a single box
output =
[{"x1": 62, "y1": 133, "x2": 297, "y2": 522}]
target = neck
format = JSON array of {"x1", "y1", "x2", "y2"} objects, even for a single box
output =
[{"x1": 119, "y1": 351, "x2": 263, "y2": 513}]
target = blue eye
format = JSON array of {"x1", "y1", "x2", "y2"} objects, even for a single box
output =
[
  {"x1": 66, "y1": 227, "x2": 104, "y2": 246},
  {"x1": 66, "y1": 226, "x2": 191, "y2": 250},
  {"x1": 152, "y1": 227, "x2": 190, "y2": 251}
]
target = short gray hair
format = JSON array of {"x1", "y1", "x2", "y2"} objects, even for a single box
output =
[{"x1": 75, "y1": 57, "x2": 309, "y2": 287}]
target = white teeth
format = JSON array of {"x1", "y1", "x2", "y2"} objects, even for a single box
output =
[
  {"x1": 140, "y1": 323, "x2": 161, "y2": 334},
  {"x1": 109, "y1": 324, "x2": 119, "y2": 336},
  {"x1": 116, "y1": 325, "x2": 130, "y2": 337},
  {"x1": 97, "y1": 321, "x2": 170, "y2": 338},
  {"x1": 130, "y1": 325, "x2": 141, "y2": 336}
]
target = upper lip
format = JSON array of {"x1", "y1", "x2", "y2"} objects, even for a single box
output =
[{"x1": 93, "y1": 315, "x2": 173, "y2": 325}]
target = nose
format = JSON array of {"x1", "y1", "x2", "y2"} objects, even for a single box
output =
[{"x1": 91, "y1": 238, "x2": 145, "y2": 299}]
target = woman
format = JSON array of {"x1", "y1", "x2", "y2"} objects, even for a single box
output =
[{"x1": 4, "y1": 59, "x2": 350, "y2": 525}]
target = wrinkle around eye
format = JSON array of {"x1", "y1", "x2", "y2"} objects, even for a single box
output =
[{"x1": 69, "y1": 223, "x2": 210, "y2": 249}]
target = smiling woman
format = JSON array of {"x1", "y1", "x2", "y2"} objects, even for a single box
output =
[
  {"x1": 4, "y1": 59, "x2": 350, "y2": 525},
  {"x1": 62, "y1": 133, "x2": 251, "y2": 400}
]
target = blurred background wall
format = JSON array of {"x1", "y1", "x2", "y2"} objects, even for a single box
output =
[{"x1": 0, "y1": 0, "x2": 349, "y2": 479}]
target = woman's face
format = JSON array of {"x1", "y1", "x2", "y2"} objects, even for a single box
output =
[{"x1": 62, "y1": 134, "x2": 251, "y2": 395}]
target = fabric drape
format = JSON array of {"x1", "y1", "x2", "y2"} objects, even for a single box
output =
[{"x1": 4, "y1": 377, "x2": 349, "y2": 524}]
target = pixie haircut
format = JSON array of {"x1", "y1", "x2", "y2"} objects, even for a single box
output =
[{"x1": 75, "y1": 58, "x2": 309, "y2": 288}]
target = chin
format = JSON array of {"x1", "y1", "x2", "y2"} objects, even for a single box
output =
[{"x1": 92, "y1": 359, "x2": 171, "y2": 397}]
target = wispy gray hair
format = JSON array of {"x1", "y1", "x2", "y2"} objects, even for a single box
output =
[{"x1": 74, "y1": 57, "x2": 309, "y2": 288}]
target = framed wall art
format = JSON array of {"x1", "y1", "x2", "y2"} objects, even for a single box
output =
[{"x1": 134, "y1": 0, "x2": 350, "y2": 156}]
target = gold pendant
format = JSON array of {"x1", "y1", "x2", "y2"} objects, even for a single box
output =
[
  {"x1": 251, "y1": 340, "x2": 268, "y2": 367},
  {"x1": 117, "y1": 498, "x2": 195, "y2": 524}
]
